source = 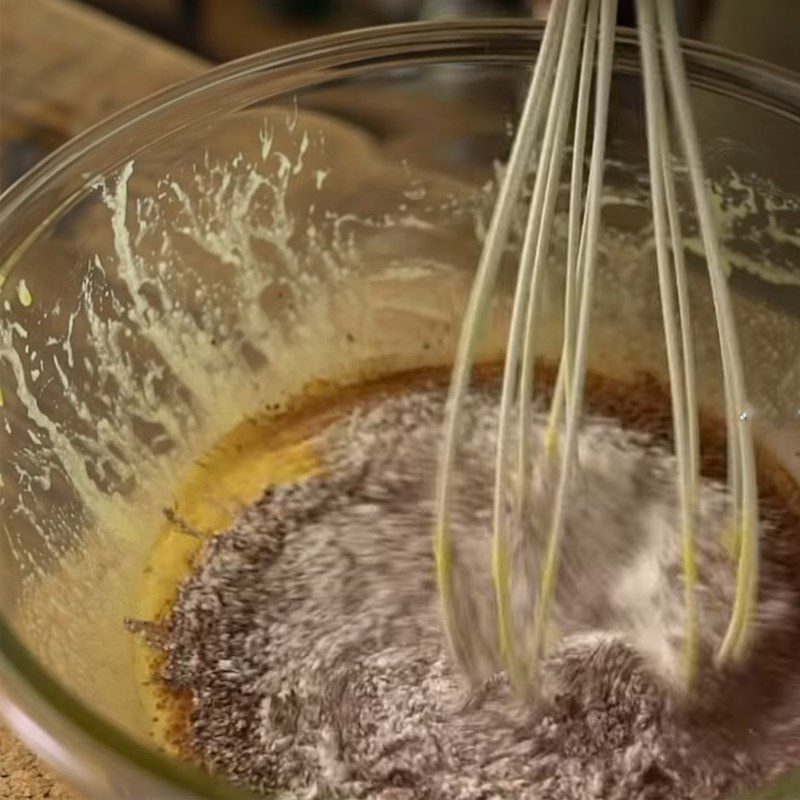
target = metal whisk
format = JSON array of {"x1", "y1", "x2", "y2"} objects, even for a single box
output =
[{"x1": 433, "y1": 0, "x2": 759, "y2": 695}]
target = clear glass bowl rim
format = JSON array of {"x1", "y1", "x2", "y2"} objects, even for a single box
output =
[{"x1": 1, "y1": 18, "x2": 799, "y2": 799}]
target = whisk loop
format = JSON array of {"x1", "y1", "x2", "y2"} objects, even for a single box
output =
[
  {"x1": 637, "y1": 0, "x2": 701, "y2": 685},
  {"x1": 433, "y1": 0, "x2": 570, "y2": 681},
  {"x1": 433, "y1": 0, "x2": 759, "y2": 695}
]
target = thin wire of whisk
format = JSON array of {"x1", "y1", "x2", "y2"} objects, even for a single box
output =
[
  {"x1": 637, "y1": 0, "x2": 701, "y2": 684},
  {"x1": 432, "y1": 0, "x2": 570, "y2": 681},
  {"x1": 639, "y1": 0, "x2": 759, "y2": 668},
  {"x1": 434, "y1": 0, "x2": 759, "y2": 695},
  {"x1": 525, "y1": 0, "x2": 617, "y2": 684},
  {"x1": 542, "y1": 0, "x2": 599, "y2": 460},
  {"x1": 492, "y1": 0, "x2": 601, "y2": 693},
  {"x1": 433, "y1": 0, "x2": 618, "y2": 690}
]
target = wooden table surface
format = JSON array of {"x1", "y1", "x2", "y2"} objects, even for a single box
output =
[
  {"x1": 0, "y1": 0, "x2": 207, "y2": 190},
  {"x1": 0, "y1": 1, "x2": 206, "y2": 796}
]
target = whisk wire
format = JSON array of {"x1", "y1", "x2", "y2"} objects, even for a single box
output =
[
  {"x1": 653, "y1": 0, "x2": 759, "y2": 664},
  {"x1": 662, "y1": 143, "x2": 701, "y2": 510},
  {"x1": 517, "y1": 0, "x2": 595, "y2": 500},
  {"x1": 637, "y1": 0, "x2": 700, "y2": 685},
  {"x1": 434, "y1": 0, "x2": 758, "y2": 693},
  {"x1": 527, "y1": 0, "x2": 618, "y2": 679},
  {"x1": 492, "y1": 0, "x2": 590, "y2": 691},
  {"x1": 433, "y1": 0, "x2": 570, "y2": 677},
  {"x1": 545, "y1": 0, "x2": 600, "y2": 458}
]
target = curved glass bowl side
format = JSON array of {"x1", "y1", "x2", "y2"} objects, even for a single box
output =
[
  {"x1": 0, "y1": 20, "x2": 799, "y2": 800},
  {"x1": 1, "y1": 624, "x2": 254, "y2": 799}
]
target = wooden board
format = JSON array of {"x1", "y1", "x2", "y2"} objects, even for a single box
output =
[
  {"x1": 0, "y1": 0, "x2": 206, "y2": 189},
  {"x1": 0, "y1": 720, "x2": 81, "y2": 800}
]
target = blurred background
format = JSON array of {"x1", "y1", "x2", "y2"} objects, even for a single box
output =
[
  {"x1": 1, "y1": 0, "x2": 798, "y2": 193},
  {"x1": 76, "y1": 0, "x2": 800, "y2": 68}
]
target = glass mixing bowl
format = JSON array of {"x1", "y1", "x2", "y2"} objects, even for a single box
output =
[{"x1": 1, "y1": 20, "x2": 798, "y2": 800}]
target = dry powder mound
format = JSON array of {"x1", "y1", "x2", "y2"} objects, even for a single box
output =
[{"x1": 153, "y1": 387, "x2": 800, "y2": 800}]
